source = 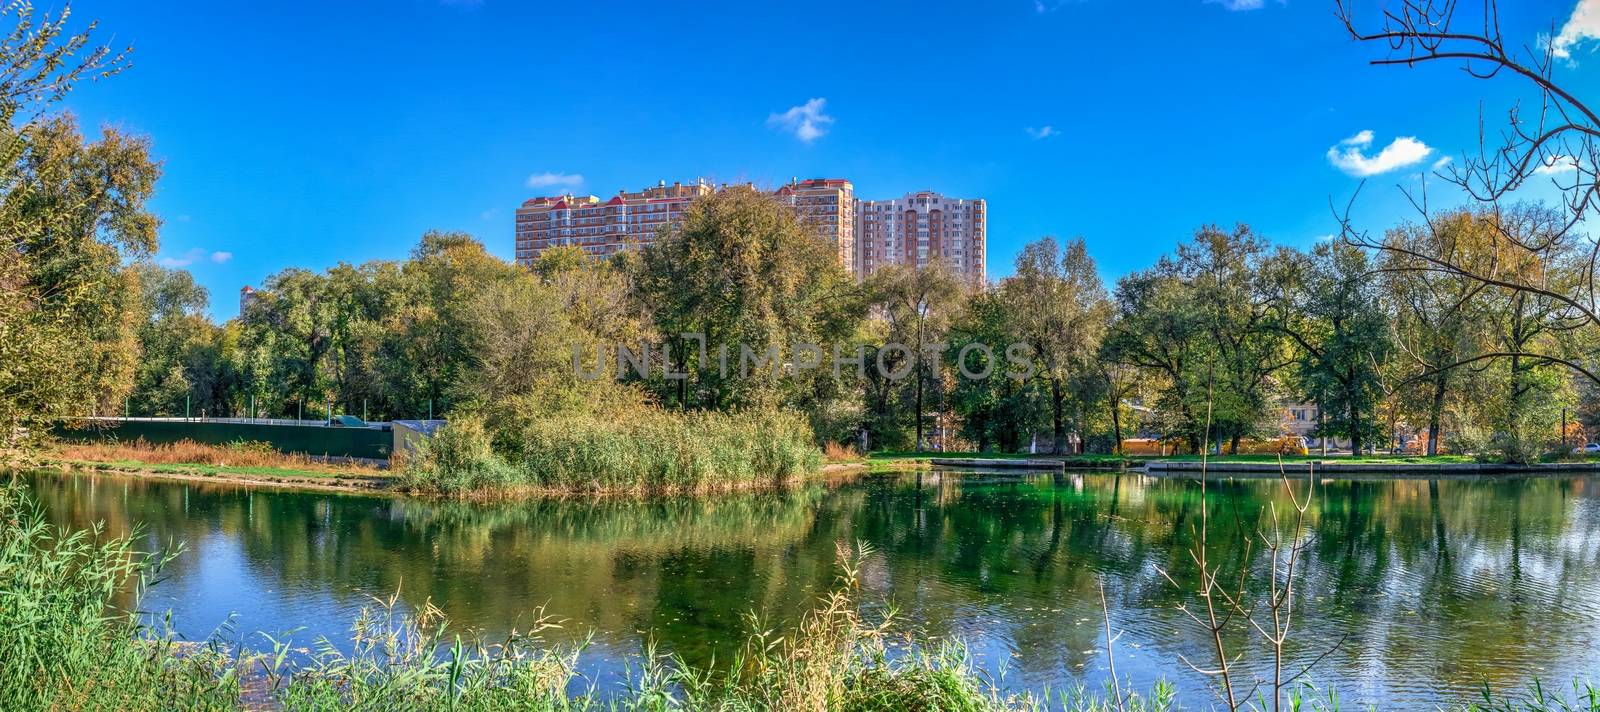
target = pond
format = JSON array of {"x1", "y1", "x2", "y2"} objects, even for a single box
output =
[{"x1": 16, "y1": 468, "x2": 1600, "y2": 708}]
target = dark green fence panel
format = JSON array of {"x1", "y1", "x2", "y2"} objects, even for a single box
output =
[{"x1": 54, "y1": 420, "x2": 391, "y2": 460}]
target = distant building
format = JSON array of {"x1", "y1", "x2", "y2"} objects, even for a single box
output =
[
  {"x1": 774, "y1": 178, "x2": 856, "y2": 274},
  {"x1": 514, "y1": 179, "x2": 985, "y2": 282},
  {"x1": 1282, "y1": 402, "x2": 1320, "y2": 438},
  {"x1": 514, "y1": 180, "x2": 712, "y2": 265},
  {"x1": 856, "y1": 191, "x2": 986, "y2": 281},
  {"x1": 514, "y1": 178, "x2": 859, "y2": 277},
  {"x1": 239, "y1": 285, "x2": 258, "y2": 315}
]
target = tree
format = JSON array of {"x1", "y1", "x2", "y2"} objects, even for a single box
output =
[
  {"x1": 1380, "y1": 211, "x2": 1493, "y2": 455},
  {"x1": 1105, "y1": 261, "x2": 1211, "y2": 450},
  {"x1": 1003, "y1": 237, "x2": 1110, "y2": 454},
  {"x1": 635, "y1": 187, "x2": 863, "y2": 433},
  {"x1": 1, "y1": 110, "x2": 157, "y2": 439},
  {"x1": 1265, "y1": 242, "x2": 1391, "y2": 453},
  {"x1": 946, "y1": 287, "x2": 1040, "y2": 452},
  {"x1": 127, "y1": 263, "x2": 227, "y2": 417},
  {"x1": 1182, "y1": 226, "x2": 1293, "y2": 452},
  {"x1": 1107, "y1": 226, "x2": 1291, "y2": 452},
  {"x1": 1338, "y1": 0, "x2": 1600, "y2": 393},
  {"x1": 870, "y1": 260, "x2": 966, "y2": 451}
]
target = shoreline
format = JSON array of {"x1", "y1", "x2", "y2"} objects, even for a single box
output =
[
  {"x1": 13, "y1": 457, "x2": 875, "y2": 500},
  {"x1": 1145, "y1": 460, "x2": 1600, "y2": 476}
]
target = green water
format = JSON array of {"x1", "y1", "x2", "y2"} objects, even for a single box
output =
[{"x1": 17, "y1": 469, "x2": 1600, "y2": 708}]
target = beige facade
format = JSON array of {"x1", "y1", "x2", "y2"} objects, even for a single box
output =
[
  {"x1": 515, "y1": 178, "x2": 858, "y2": 277},
  {"x1": 774, "y1": 178, "x2": 855, "y2": 272},
  {"x1": 856, "y1": 191, "x2": 986, "y2": 281},
  {"x1": 514, "y1": 180, "x2": 712, "y2": 265},
  {"x1": 515, "y1": 179, "x2": 985, "y2": 283}
]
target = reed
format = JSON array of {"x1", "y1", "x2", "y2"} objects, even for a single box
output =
[
  {"x1": 0, "y1": 483, "x2": 239, "y2": 710},
  {"x1": 399, "y1": 407, "x2": 822, "y2": 496}
]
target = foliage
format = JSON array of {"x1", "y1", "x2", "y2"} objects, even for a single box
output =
[
  {"x1": 946, "y1": 287, "x2": 1042, "y2": 452},
  {"x1": 1003, "y1": 236, "x2": 1111, "y2": 454},
  {"x1": 635, "y1": 186, "x2": 864, "y2": 424},
  {"x1": 2, "y1": 106, "x2": 160, "y2": 442},
  {"x1": 1265, "y1": 242, "x2": 1391, "y2": 452},
  {"x1": 402, "y1": 403, "x2": 821, "y2": 495},
  {"x1": 866, "y1": 259, "x2": 967, "y2": 450}
]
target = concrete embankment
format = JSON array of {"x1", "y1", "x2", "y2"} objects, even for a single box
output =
[
  {"x1": 929, "y1": 458, "x2": 1067, "y2": 471},
  {"x1": 1145, "y1": 460, "x2": 1600, "y2": 477}
]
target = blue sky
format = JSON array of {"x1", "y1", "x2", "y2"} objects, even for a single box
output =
[{"x1": 57, "y1": 0, "x2": 1600, "y2": 319}]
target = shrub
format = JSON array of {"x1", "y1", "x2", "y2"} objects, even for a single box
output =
[{"x1": 397, "y1": 414, "x2": 517, "y2": 493}]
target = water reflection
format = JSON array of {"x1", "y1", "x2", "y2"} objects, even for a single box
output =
[{"x1": 18, "y1": 470, "x2": 1600, "y2": 708}]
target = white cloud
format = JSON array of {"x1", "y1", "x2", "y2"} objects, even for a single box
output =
[
  {"x1": 1535, "y1": 154, "x2": 1581, "y2": 175},
  {"x1": 1431, "y1": 155, "x2": 1453, "y2": 170},
  {"x1": 1551, "y1": 0, "x2": 1600, "y2": 62},
  {"x1": 525, "y1": 171, "x2": 584, "y2": 190},
  {"x1": 157, "y1": 247, "x2": 230, "y2": 268},
  {"x1": 1205, "y1": 0, "x2": 1265, "y2": 10},
  {"x1": 1025, "y1": 126, "x2": 1059, "y2": 140},
  {"x1": 1326, "y1": 130, "x2": 1434, "y2": 177},
  {"x1": 767, "y1": 98, "x2": 834, "y2": 143}
]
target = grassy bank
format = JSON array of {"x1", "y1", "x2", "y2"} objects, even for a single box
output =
[
  {"x1": 21, "y1": 439, "x2": 391, "y2": 492},
  {"x1": 399, "y1": 407, "x2": 823, "y2": 496}
]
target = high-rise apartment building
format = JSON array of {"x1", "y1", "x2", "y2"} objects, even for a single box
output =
[
  {"x1": 514, "y1": 180, "x2": 712, "y2": 265},
  {"x1": 856, "y1": 191, "x2": 985, "y2": 281},
  {"x1": 515, "y1": 178, "x2": 857, "y2": 276},
  {"x1": 774, "y1": 178, "x2": 855, "y2": 272},
  {"x1": 514, "y1": 180, "x2": 984, "y2": 282}
]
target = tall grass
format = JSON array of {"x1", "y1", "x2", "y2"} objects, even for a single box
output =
[
  {"x1": 400, "y1": 408, "x2": 822, "y2": 496},
  {"x1": 0, "y1": 483, "x2": 239, "y2": 710}
]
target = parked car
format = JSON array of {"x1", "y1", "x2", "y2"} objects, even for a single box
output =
[{"x1": 1583, "y1": 442, "x2": 1600, "y2": 454}]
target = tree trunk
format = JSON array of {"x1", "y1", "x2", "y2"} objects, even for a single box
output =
[
  {"x1": 1109, "y1": 388, "x2": 1123, "y2": 455},
  {"x1": 914, "y1": 360, "x2": 925, "y2": 451},
  {"x1": 1427, "y1": 372, "x2": 1447, "y2": 457},
  {"x1": 1348, "y1": 386, "x2": 1363, "y2": 455},
  {"x1": 1050, "y1": 377, "x2": 1065, "y2": 455}
]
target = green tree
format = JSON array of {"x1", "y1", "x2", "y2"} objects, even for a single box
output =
[
  {"x1": 869, "y1": 260, "x2": 966, "y2": 451},
  {"x1": 946, "y1": 287, "x2": 1040, "y2": 452},
  {"x1": 126, "y1": 263, "x2": 229, "y2": 417},
  {"x1": 635, "y1": 187, "x2": 863, "y2": 435},
  {"x1": 1266, "y1": 243, "x2": 1391, "y2": 453},
  {"x1": 1107, "y1": 226, "x2": 1290, "y2": 452},
  {"x1": 1002, "y1": 237, "x2": 1109, "y2": 454}
]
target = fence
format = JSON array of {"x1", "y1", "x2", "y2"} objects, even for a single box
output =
[{"x1": 54, "y1": 417, "x2": 393, "y2": 461}]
